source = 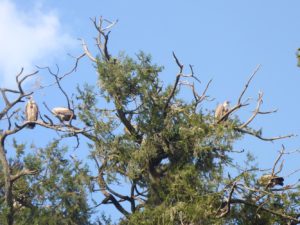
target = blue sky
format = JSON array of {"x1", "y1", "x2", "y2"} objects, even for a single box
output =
[{"x1": 1, "y1": 0, "x2": 300, "y2": 221}]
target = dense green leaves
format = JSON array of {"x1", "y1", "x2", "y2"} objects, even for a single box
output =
[
  {"x1": 0, "y1": 141, "x2": 92, "y2": 225},
  {"x1": 0, "y1": 37, "x2": 299, "y2": 224}
]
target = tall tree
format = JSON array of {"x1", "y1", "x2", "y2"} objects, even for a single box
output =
[{"x1": 0, "y1": 17, "x2": 299, "y2": 225}]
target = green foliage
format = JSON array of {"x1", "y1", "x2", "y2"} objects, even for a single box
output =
[
  {"x1": 85, "y1": 51, "x2": 299, "y2": 224},
  {"x1": 1, "y1": 39, "x2": 299, "y2": 225},
  {"x1": 76, "y1": 52, "x2": 247, "y2": 223},
  {"x1": 0, "y1": 141, "x2": 92, "y2": 225}
]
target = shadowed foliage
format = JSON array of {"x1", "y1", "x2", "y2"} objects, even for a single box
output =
[{"x1": 0, "y1": 18, "x2": 299, "y2": 225}]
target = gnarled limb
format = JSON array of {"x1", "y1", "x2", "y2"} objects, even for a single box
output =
[
  {"x1": 92, "y1": 156, "x2": 130, "y2": 217},
  {"x1": 0, "y1": 69, "x2": 38, "y2": 120},
  {"x1": 216, "y1": 182, "x2": 237, "y2": 218},
  {"x1": 80, "y1": 17, "x2": 118, "y2": 62},
  {"x1": 164, "y1": 52, "x2": 206, "y2": 116},
  {"x1": 235, "y1": 128, "x2": 295, "y2": 142},
  {"x1": 0, "y1": 69, "x2": 39, "y2": 225},
  {"x1": 217, "y1": 65, "x2": 261, "y2": 123}
]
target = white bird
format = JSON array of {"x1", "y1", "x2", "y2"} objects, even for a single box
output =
[
  {"x1": 215, "y1": 101, "x2": 230, "y2": 121},
  {"x1": 25, "y1": 96, "x2": 38, "y2": 129},
  {"x1": 259, "y1": 174, "x2": 284, "y2": 188},
  {"x1": 52, "y1": 107, "x2": 76, "y2": 121}
]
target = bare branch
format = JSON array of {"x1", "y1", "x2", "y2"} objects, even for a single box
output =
[
  {"x1": 33, "y1": 53, "x2": 85, "y2": 92},
  {"x1": 196, "y1": 79, "x2": 213, "y2": 105},
  {"x1": 216, "y1": 182, "x2": 237, "y2": 218},
  {"x1": 188, "y1": 64, "x2": 201, "y2": 83},
  {"x1": 272, "y1": 145, "x2": 285, "y2": 176},
  {"x1": 229, "y1": 198, "x2": 299, "y2": 223},
  {"x1": 0, "y1": 70, "x2": 37, "y2": 120},
  {"x1": 235, "y1": 128, "x2": 295, "y2": 142},
  {"x1": 90, "y1": 17, "x2": 117, "y2": 61},
  {"x1": 79, "y1": 38, "x2": 97, "y2": 62},
  {"x1": 239, "y1": 92, "x2": 264, "y2": 129},
  {"x1": 0, "y1": 89, "x2": 10, "y2": 106},
  {"x1": 217, "y1": 65, "x2": 261, "y2": 123},
  {"x1": 285, "y1": 168, "x2": 300, "y2": 179},
  {"x1": 163, "y1": 52, "x2": 183, "y2": 117},
  {"x1": 96, "y1": 158, "x2": 130, "y2": 217},
  {"x1": 42, "y1": 114, "x2": 53, "y2": 125},
  {"x1": 37, "y1": 65, "x2": 73, "y2": 111},
  {"x1": 258, "y1": 109, "x2": 278, "y2": 114},
  {"x1": 238, "y1": 65, "x2": 261, "y2": 104}
]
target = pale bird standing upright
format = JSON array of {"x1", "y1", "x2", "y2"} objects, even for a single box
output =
[
  {"x1": 25, "y1": 96, "x2": 38, "y2": 129},
  {"x1": 52, "y1": 107, "x2": 76, "y2": 121},
  {"x1": 215, "y1": 101, "x2": 230, "y2": 121}
]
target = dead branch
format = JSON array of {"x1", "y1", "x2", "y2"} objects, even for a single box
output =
[
  {"x1": 239, "y1": 65, "x2": 261, "y2": 103},
  {"x1": 91, "y1": 17, "x2": 118, "y2": 60},
  {"x1": 62, "y1": 53, "x2": 86, "y2": 77},
  {"x1": 219, "y1": 181, "x2": 300, "y2": 223},
  {"x1": 229, "y1": 198, "x2": 299, "y2": 223},
  {"x1": 0, "y1": 69, "x2": 38, "y2": 120},
  {"x1": 258, "y1": 109, "x2": 278, "y2": 115},
  {"x1": 37, "y1": 65, "x2": 72, "y2": 111},
  {"x1": 92, "y1": 156, "x2": 130, "y2": 217},
  {"x1": 179, "y1": 79, "x2": 213, "y2": 108},
  {"x1": 163, "y1": 52, "x2": 205, "y2": 116},
  {"x1": 80, "y1": 16, "x2": 118, "y2": 62},
  {"x1": 16, "y1": 68, "x2": 38, "y2": 94},
  {"x1": 239, "y1": 92, "x2": 278, "y2": 129},
  {"x1": 217, "y1": 65, "x2": 261, "y2": 123},
  {"x1": 163, "y1": 52, "x2": 183, "y2": 117},
  {"x1": 272, "y1": 145, "x2": 285, "y2": 176},
  {"x1": 285, "y1": 168, "x2": 300, "y2": 179},
  {"x1": 196, "y1": 79, "x2": 213, "y2": 104},
  {"x1": 33, "y1": 53, "x2": 85, "y2": 92},
  {"x1": 216, "y1": 182, "x2": 237, "y2": 218},
  {"x1": 214, "y1": 65, "x2": 294, "y2": 142},
  {"x1": 0, "y1": 69, "x2": 39, "y2": 225},
  {"x1": 42, "y1": 114, "x2": 53, "y2": 125},
  {"x1": 1, "y1": 120, "x2": 88, "y2": 142},
  {"x1": 239, "y1": 92, "x2": 264, "y2": 129},
  {"x1": 234, "y1": 128, "x2": 295, "y2": 142},
  {"x1": 81, "y1": 17, "x2": 141, "y2": 144},
  {"x1": 79, "y1": 38, "x2": 96, "y2": 62}
]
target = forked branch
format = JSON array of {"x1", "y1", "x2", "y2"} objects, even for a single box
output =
[{"x1": 217, "y1": 65, "x2": 261, "y2": 123}]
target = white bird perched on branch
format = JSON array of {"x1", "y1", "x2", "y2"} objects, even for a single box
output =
[
  {"x1": 52, "y1": 107, "x2": 76, "y2": 121},
  {"x1": 215, "y1": 101, "x2": 230, "y2": 121},
  {"x1": 259, "y1": 174, "x2": 284, "y2": 188},
  {"x1": 25, "y1": 96, "x2": 38, "y2": 129}
]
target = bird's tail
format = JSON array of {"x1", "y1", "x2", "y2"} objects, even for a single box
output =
[
  {"x1": 277, "y1": 177, "x2": 284, "y2": 186},
  {"x1": 272, "y1": 177, "x2": 284, "y2": 186}
]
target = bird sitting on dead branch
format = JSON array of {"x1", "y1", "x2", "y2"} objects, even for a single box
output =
[
  {"x1": 25, "y1": 96, "x2": 38, "y2": 129},
  {"x1": 259, "y1": 174, "x2": 284, "y2": 188},
  {"x1": 52, "y1": 107, "x2": 76, "y2": 121},
  {"x1": 215, "y1": 100, "x2": 230, "y2": 121}
]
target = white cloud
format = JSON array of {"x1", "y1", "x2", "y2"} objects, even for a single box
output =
[{"x1": 0, "y1": 0, "x2": 76, "y2": 88}]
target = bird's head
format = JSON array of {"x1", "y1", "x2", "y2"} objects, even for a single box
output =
[
  {"x1": 28, "y1": 96, "x2": 35, "y2": 104},
  {"x1": 223, "y1": 100, "x2": 230, "y2": 107}
]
